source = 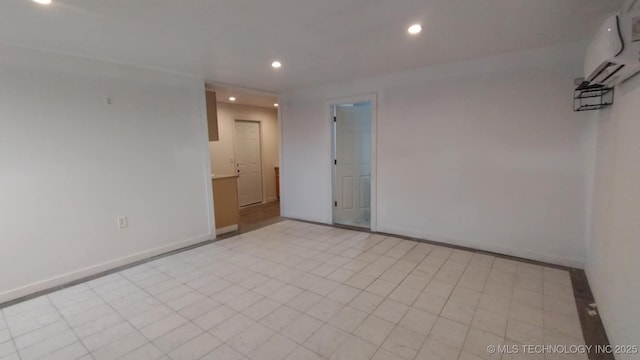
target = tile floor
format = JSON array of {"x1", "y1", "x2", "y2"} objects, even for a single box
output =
[{"x1": 0, "y1": 220, "x2": 586, "y2": 360}]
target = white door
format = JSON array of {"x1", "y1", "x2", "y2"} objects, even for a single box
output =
[
  {"x1": 335, "y1": 103, "x2": 371, "y2": 228},
  {"x1": 235, "y1": 120, "x2": 263, "y2": 207}
]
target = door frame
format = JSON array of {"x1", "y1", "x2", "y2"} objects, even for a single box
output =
[
  {"x1": 328, "y1": 93, "x2": 378, "y2": 231},
  {"x1": 233, "y1": 119, "x2": 264, "y2": 207}
]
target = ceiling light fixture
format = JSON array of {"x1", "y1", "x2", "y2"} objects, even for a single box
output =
[
  {"x1": 32, "y1": 0, "x2": 52, "y2": 4},
  {"x1": 271, "y1": 61, "x2": 282, "y2": 69},
  {"x1": 274, "y1": 103, "x2": 279, "y2": 107},
  {"x1": 408, "y1": 24, "x2": 422, "y2": 35},
  {"x1": 229, "y1": 97, "x2": 236, "y2": 101}
]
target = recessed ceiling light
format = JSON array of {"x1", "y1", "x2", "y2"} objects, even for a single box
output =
[
  {"x1": 229, "y1": 97, "x2": 236, "y2": 101},
  {"x1": 274, "y1": 103, "x2": 279, "y2": 107},
  {"x1": 271, "y1": 61, "x2": 282, "y2": 69},
  {"x1": 32, "y1": 0, "x2": 52, "y2": 4},
  {"x1": 408, "y1": 24, "x2": 422, "y2": 35}
]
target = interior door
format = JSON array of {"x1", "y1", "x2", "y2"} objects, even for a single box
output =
[
  {"x1": 235, "y1": 120, "x2": 263, "y2": 207},
  {"x1": 335, "y1": 103, "x2": 372, "y2": 228}
]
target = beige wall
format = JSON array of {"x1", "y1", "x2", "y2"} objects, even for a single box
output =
[
  {"x1": 587, "y1": 74, "x2": 640, "y2": 360},
  {"x1": 0, "y1": 44, "x2": 212, "y2": 302},
  {"x1": 209, "y1": 102, "x2": 279, "y2": 203},
  {"x1": 279, "y1": 42, "x2": 591, "y2": 267}
]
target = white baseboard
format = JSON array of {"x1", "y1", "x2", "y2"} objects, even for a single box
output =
[
  {"x1": 0, "y1": 233, "x2": 214, "y2": 304},
  {"x1": 216, "y1": 224, "x2": 238, "y2": 235},
  {"x1": 281, "y1": 216, "x2": 583, "y2": 268},
  {"x1": 376, "y1": 225, "x2": 584, "y2": 268}
]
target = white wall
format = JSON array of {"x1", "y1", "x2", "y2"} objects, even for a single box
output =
[
  {"x1": 280, "y1": 42, "x2": 593, "y2": 267},
  {"x1": 209, "y1": 103, "x2": 279, "y2": 203},
  {"x1": 587, "y1": 75, "x2": 640, "y2": 360},
  {"x1": 0, "y1": 44, "x2": 213, "y2": 302}
]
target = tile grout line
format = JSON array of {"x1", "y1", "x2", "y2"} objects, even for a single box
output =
[
  {"x1": 312, "y1": 230, "x2": 470, "y2": 358},
  {"x1": 299, "y1": 226, "x2": 448, "y2": 358},
  {"x1": 308, "y1": 232, "x2": 406, "y2": 358},
  {"x1": 0, "y1": 217, "x2": 285, "y2": 312},
  {"x1": 286, "y1": 219, "x2": 611, "y2": 357},
  {"x1": 434, "y1": 247, "x2": 476, "y2": 360},
  {"x1": 295, "y1": 224, "x2": 467, "y2": 357},
  {"x1": 0, "y1": 309, "x2": 23, "y2": 360},
  {"x1": 368, "y1": 243, "x2": 436, "y2": 360},
  {"x1": 200, "y1": 228, "x2": 384, "y2": 359},
  {"x1": 86, "y1": 281, "x2": 162, "y2": 359},
  {"x1": 142, "y1": 261, "x2": 260, "y2": 360},
  {"x1": 52, "y1": 268, "x2": 186, "y2": 359},
  {"x1": 235, "y1": 234, "x2": 440, "y2": 359},
  {"x1": 286, "y1": 217, "x2": 579, "y2": 272},
  {"x1": 278, "y1": 232, "x2": 389, "y2": 359},
  {"x1": 17, "y1": 225, "x2": 396, "y2": 358},
  {"x1": 44, "y1": 295, "x2": 93, "y2": 360},
  {"x1": 1, "y1": 221, "x2": 598, "y2": 360},
  {"x1": 131, "y1": 233, "x2": 327, "y2": 359},
  {"x1": 99, "y1": 258, "x2": 236, "y2": 359}
]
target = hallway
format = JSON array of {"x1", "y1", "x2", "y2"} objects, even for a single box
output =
[{"x1": 239, "y1": 202, "x2": 282, "y2": 234}]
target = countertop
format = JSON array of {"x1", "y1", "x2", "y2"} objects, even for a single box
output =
[{"x1": 211, "y1": 174, "x2": 239, "y2": 180}]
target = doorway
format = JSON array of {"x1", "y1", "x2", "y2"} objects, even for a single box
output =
[
  {"x1": 332, "y1": 101, "x2": 373, "y2": 229},
  {"x1": 235, "y1": 120, "x2": 263, "y2": 207}
]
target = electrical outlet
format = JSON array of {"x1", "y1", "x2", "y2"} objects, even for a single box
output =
[{"x1": 117, "y1": 216, "x2": 128, "y2": 229}]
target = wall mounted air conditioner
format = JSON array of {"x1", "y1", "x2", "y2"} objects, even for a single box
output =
[{"x1": 581, "y1": 8, "x2": 640, "y2": 88}]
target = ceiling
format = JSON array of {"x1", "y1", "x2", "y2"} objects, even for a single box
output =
[
  {"x1": 0, "y1": 0, "x2": 624, "y2": 92},
  {"x1": 208, "y1": 84, "x2": 278, "y2": 109}
]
